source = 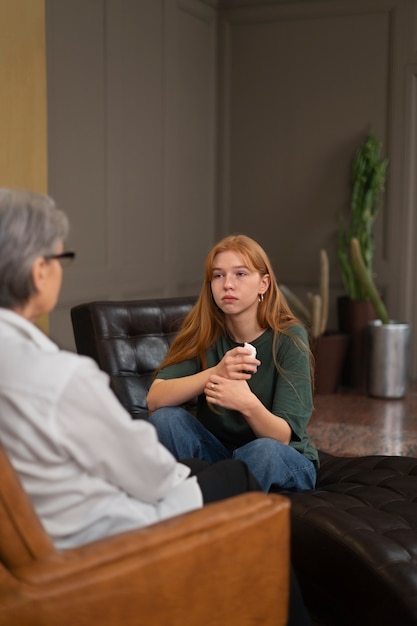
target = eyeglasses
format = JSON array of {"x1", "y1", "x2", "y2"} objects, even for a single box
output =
[{"x1": 44, "y1": 251, "x2": 76, "y2": 267}]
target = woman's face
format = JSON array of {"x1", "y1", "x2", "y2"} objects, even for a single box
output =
[{"x1": 210, "y1": 250, "x2": 269, "y2": 320}]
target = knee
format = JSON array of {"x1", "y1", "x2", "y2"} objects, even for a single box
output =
[
  {"x1": 148, "y1": 406, "x2": 168, "y2": 426},
  {"x1": 149, "y1": 406, "x2": 174, "y2": 421},
  {"x1": 237, "y1": 437, "x2": 282, "y2": 457},
  {"x1": 148, "y1": 406, "x2": 191, "y2": 428}
]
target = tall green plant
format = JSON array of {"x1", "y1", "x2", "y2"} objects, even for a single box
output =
[
  {"x1": 350, "y1": 238, "x2": 390, "y2": 324},
  {"x1": 338, "y1": 130, "x2": 388, "y2": 300}
]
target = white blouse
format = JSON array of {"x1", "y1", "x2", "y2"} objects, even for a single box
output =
[{"x1": 0, "y1": 309, "x2": 202, "y2": 549}]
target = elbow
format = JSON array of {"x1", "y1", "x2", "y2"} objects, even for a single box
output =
[
  {"x1": 283, "y1": 422, "x2": 292, "y2": 446},
  {"x1": 147, "y1": 379, "x2": 166, "y2": 413},
  {"x1": 147, "y1": 383, "x2": 165, "y2": 413},
  {"x1": 146, "y1": 387, "x2": 157, "y2": 413},
  {"x1": 146, "y1": 393, "x2": 157, "y2": 413}
]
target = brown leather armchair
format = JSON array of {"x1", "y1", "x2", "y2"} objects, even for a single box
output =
[{"x1": 0, "y1": 439, "x2": 290, "y2": 625}]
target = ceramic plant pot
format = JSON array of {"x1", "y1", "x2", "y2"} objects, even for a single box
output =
[
  {"x1": 337, "y1": 296, "x2": 376, "y2": 390},
  {"x1": 311, "y1": 332, "x2": 349, "y2": 395}
]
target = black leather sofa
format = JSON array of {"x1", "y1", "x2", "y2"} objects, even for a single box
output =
[
  {"x1": 289, "y1": 452, "x2": 417, "y2": 625},
  {"x1": 71, "y1": 296, "x2": 417, "y2": 626}
]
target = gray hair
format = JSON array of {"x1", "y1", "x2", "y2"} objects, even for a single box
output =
[{"x1": 0, "y1": 188, "x2": 69, "y2": 309}]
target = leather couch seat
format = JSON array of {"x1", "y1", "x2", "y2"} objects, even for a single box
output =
[{"x1": 288, "y1": 452, "x2": 417, "y2": 626}]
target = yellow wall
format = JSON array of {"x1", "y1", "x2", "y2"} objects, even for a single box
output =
[{"x1": 0, "y1": 0, "x2": 48, "y2": 332}]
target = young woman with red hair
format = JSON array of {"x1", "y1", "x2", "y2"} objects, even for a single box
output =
[{"x1": 147, "y1": 234, "x2": 318, "y2": 492}]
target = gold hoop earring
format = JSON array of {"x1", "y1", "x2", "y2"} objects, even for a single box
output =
[{"x1": 258, "y1": 293, "x2": 264, "y2": 304}]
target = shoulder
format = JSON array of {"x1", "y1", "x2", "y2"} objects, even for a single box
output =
[
  {"x1": 276, "y1": 323, "x2": 309, "y2": 356},
  {"x1": 286, "y1": 323, "x2": 309, "y2": 341},
  {"x1": 45, "y1": 348, "x2": 102, "y2": 374},
  {"x1": 34, "y1": 349, "x2": 109, "y2": 399},
  {"x1": 56, "y1": 350, "x2": 109, "y2": 386},
  {"x1": 0, "y1": 341, "x2": 108, "y2": 409}
]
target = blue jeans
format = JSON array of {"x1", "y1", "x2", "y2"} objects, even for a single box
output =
[{"x1": 148, "y1": 407, "x2": 316, "y2": 493}]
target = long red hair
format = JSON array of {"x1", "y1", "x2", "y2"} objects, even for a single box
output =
[{"x1": 159, "y1": 235, "x2": 312, "y2": 376}]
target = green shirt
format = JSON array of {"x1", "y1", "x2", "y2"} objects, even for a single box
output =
[{"x1": 157, "y1": 325, "x2": 319, "y2": 467}]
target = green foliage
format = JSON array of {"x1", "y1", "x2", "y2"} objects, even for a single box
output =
[
  {"x1": 338, "y1": 130, "x2": 388, "y2": 300},
  {"x1": 350, "y1": 238, "x2": 390, "y2": 324}
]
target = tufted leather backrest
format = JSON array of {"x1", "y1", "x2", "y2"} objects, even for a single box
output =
[{"x1": 71, "y1": 296, "x2": 197, "y2": 419}]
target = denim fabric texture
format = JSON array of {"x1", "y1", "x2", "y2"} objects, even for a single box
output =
[{"x1": 149, "y1": 407, "x2": 317, "y2": 492}]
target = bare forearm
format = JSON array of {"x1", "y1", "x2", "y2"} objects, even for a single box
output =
[
  {"x1": 242, "y1": 397, "x2": 292, "y2": 444},
  {"x1": 147, "y1": 369, "x2": 215, "y2": 412}
]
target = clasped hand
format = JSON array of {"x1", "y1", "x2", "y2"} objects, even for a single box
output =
[{"x1": 204, "y1": 346, "x2": 260, "y2": 412}]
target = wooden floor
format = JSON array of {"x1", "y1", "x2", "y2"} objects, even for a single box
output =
[{"x1": 308, "y1": 381, "x2": 417, "y2": 458}]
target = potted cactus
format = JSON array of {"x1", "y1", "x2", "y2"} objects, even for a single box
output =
[
  {"x1": 281, "y1": 249, "x2": 329, "y2": 339},
  {"x1": 351, "y1": 238, "x2": 411, "y2": 398},
  {"x1": 350, "y1": 237, "x2": 411, "y2": 398},
  {"x1": 338, "y1": 129, "x2": 388, "y2": 301},
  {"x1": 337, "y1": 129, "x2": 389, "y2": 388},
  {"x1": 281, "y1": 250, "x2": 348, "y2": 394},
  {"x1": 349, "y1": 238, "x2": 389, "y2": 324}
]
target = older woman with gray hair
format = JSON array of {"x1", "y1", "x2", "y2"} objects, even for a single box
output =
[
  {"x1": 0, "y1": 188, "x2": 264, "y2": 549},
  {"x1": 0, "y1": 189, "x2": 72, "y2": 311}
]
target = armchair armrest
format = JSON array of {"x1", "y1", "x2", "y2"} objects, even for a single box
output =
[{"x1": 2, "y1": 492, "x2": 290, "y2": 626}]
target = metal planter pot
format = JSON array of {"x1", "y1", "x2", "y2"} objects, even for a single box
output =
[{"x1": 367, "y1": 320, "x2": 411, "y2": 399}]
